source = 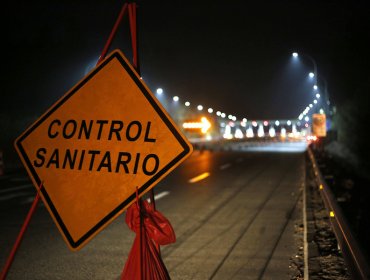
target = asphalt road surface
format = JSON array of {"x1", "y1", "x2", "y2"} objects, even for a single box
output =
[{"x1": 1, "y1": 148, "x2": 306, "y2": 279}]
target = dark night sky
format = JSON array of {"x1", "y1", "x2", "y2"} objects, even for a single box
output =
[{"x1": 2, "y1": 0, "x2": 370, "y2": 122}]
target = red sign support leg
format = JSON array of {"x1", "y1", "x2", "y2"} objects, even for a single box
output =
[
  {"x1": 97, "y1": 3, "x2": 128, "y2": 64},
  {"x1": 127, "y1": 1, "x2": 160, "y2": 255},
  {"x1": 0, "y1": 182, "x2": 43, "y2": 280}
]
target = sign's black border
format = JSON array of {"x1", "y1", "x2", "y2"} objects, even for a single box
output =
[{"x1": 15, "y1": 50, "x2": 192, "y2": 249}]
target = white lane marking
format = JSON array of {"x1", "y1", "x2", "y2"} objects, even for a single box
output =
[
  {"x1": 0, "y1": 192, "x2": 33, "y2": 201},
  {"x1": 303, "y1": 182, "x2": 309, "y2": 280},
  {"x1": 0, "y1": 184, "x2": 33, "y2": 194},
  {"x1": 220, "y1": 163, "x2": 231, "y2": 170},
  {"x1": 147, "y1": 191, "x2": 170, "y2": 203},
  {"x1": 10, "y1": 177, "x2": 30, "y2": 182},
  {"x1": 20, "y1": 196, "x2": 45, "y2": 206}
]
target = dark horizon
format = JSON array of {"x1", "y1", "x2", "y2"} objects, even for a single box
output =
[{"x1": 2, "y1": 1, "x2": 370, "y2": 121}]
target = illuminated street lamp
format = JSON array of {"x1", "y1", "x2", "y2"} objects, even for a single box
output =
[
  {"x1": 156, "y1": 88, "x2": 163, "y2": 95},
  {"x1": 197, "y1": 105, "x2": 203, "y2": 111},
  {"x1": 185, "y1": 101, "x2": 190, "y2": 107},
  {"x1": 292, "y1": 51, "x2": 332, "y2": 116},
  {"x1": 173, "y1": 96, "x2": 179, "y2": 102},
  {"x1": 292, "y1": 52, "x2": 317, "y2": 83}
]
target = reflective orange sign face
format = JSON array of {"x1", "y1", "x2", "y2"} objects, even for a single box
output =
[
  {"x1": 14, "y1": 50, "x2": 193, "y2": 250},
  {"x1": 312, "y1": 113, "x2": 327, "y2": 137}
]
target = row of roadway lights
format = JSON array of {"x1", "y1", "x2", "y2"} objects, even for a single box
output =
[
  {"x1": 292, "y1": 52, "x2": 326, "y2": 123},
  {"x1": 157, "y1": 87, "x2": 302, "y2": 141},
  {"x1": 157, "y1": 52, "x2": 328, "y2": 130},
  {"x1": 156, "y1": 87, "x2": 302, "y2": 136},
  {"x1": 156, "y1": 52, "x2": 323, "y2": 134},
  {"x1": 156, "y1": 88, "x2": 239, "y2": 122}
]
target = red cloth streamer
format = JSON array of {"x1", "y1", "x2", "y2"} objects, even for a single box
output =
[{"x1": 121, "y1": 196, "x2": 176, "y2": 280}]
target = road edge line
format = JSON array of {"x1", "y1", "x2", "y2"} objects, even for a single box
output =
[{"x1": 303, "y1": 170, "x2": 309, "y2": 279}]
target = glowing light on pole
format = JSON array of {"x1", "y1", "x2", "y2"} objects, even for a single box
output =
[
  {"x1": 156, "y1": 88, "x2": 163, "y2": 95},
  {"x1": 258, "y1": 124, "x2": 265, "y2": 137},
  {"x1": 246, "y1": 126, "x2": 254, "y2": 138},
  {"x1": 235, "y1": 128, "x2": 244, "y2": 139},
  {"x1": 269, "y1": 126, "x2": 276, "y2": 137},
  {"x1": 223, "y1": 125, "x2": 232, "y2": 139},
  {"x1": 281, "y1": 127, "x2": 286, "y2": 138}
]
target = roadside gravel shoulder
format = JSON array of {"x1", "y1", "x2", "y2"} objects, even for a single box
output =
[{"x1": 305, "y1": 158, "x2": 350, "y2": 280}]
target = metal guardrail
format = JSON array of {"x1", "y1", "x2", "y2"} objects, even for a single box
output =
[{"x1": 308, "y1": 147, "x2": 370, "y2": 279}]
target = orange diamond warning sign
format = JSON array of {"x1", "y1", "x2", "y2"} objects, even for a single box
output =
[
  {"x1": 14, "y1": 50, "x2": 193, "y2": 250},
  {"x1": 312, "y1": 113, "x2": 327, "y2": 137}
]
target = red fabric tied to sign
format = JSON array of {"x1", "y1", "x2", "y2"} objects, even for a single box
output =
[{"x1": 121, "y1": 195, "x2": 176, "y2": 280}]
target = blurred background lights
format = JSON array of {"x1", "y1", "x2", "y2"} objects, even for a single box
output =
[
  {"x1": 156, "y1": 88, "x2": 163, "y2": 95},
  {"x1": 246, "y1": 126, "x2": 254, "y2": 138}
]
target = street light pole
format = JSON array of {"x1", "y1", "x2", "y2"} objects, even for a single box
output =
[
  {"x1": 317, "y1": 76, "x2": 331, "y2": 115},
  {"x1": 292, "y1": 52, "x2": 330, "y2": 115}
]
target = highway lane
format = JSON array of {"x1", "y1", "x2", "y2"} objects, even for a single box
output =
[{"x1": 0, "y1": 149, "x2": 306, "y2": 279}]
